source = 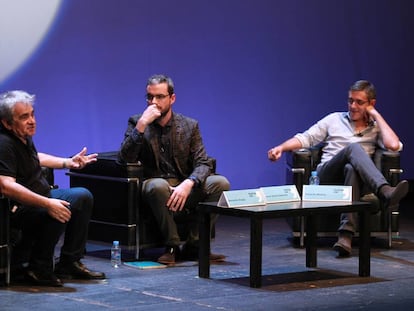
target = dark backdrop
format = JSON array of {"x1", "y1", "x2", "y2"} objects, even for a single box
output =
[{"x1": 1, "y1": 0, "x2": 413, "y2": 190}]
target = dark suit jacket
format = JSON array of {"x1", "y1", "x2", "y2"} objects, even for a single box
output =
[{"x1": 118, "y1": 112, "x2": 213, "y2": 185}]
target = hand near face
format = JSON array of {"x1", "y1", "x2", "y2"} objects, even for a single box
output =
[
  {"x1": 364, "y1": 102, "x2": 379, "y2": 121},
  {"x1": 140, "y1": 104, "x2": 162, "y2": 126}
]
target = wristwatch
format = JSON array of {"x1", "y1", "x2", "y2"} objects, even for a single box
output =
[{"x1": 187, "y1": 175, "x2": 199, "y2": 187}]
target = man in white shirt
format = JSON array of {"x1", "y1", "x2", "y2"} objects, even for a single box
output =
[{"x1": 268, "y1": 80, "x2": 408, "y2": 257}]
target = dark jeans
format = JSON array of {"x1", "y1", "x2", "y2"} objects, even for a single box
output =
[
  {"x1": 50, "y1": 187, "x2": 93, "y2": 263},
  {"x1": 317, "y1": 143, "x2": 388, "y2": 233},
  {"x1": 10, "y1": 187, "x2": 93, "y2": 272}
]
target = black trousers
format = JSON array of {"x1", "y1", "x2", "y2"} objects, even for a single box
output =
[
  {"x1": 10, "y1": 187, "x2": 93, "y2": 272},
  {"x1": 10, "y1": 206, "x2": 64, "y2": 273}
]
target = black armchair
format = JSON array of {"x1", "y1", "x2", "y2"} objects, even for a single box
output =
[
  {"x1": 0, "y1": 167, "x2": 56, "y2": 286},
  {"x1": 286, "y1": 147, "x2": 402, "y2": 248},
  {"x1": 67, "y1": 152, "x2": 142, "y2": 259},
  {"x1": 0, "y1": 196, "x2": 10, "y2": 286}
]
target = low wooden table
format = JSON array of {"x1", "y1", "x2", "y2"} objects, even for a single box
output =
[{"x1": 198, "y1": 200, "x2": 374, "y2": 288}]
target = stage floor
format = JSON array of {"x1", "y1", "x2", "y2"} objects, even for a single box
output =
[{"x1": 2, "y1": 196, "x2": 414, "y2": 310}]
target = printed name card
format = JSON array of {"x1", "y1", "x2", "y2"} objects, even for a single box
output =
[
  {"x1": 302, "y1": 185, "x2": 352, "y2": 202},
  {"x1": 260, "y1": 185, "x2": 301, "y2": 204},
  {"x1": 218, "y1": 189, "x2": 266, "y2": 207},
  {"x1": 217, "y1": 185, "x2": 301, "y2": 208}
]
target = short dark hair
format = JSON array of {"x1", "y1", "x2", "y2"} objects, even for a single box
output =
[
  {"x1": 349, "y1": 80, "x2": 376, "y2": 101},
  {"x1": 146, "y1": 74, "x2": 175, "y2": 95}
]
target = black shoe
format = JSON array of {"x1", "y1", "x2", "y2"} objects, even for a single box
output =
[
  {"x1": 9, "y1": 264, "x2": 27, "y2": 283},
  {"x1": 157, "y1": 246, "x2": 180, "y2": 264},
  {"x1": 379, "y1": 180, "x2": 409, "y2": 210},
  {"x1": 24, "y1": 269, "x2": 63, "y2": 287},
  {"x1": 55, "y1": 261, "x2": 106, "y2": 280}
]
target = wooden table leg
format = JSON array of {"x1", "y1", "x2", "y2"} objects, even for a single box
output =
[
  {"x1": 358, "y1": 208, "x2": 371, "y2": 276},
  {"x1": 306, "y1": 215, "x2": 317, "y2": 268},
  {"x1": 198, "y1": 209, "x2": 211, "y2": 279},
  {"x1": 250, "y1": 217, "x2": 263, "y2": 288}
]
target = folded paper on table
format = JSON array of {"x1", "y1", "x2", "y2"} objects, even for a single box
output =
[
  {"x1": 217, "y1": 185, "x2": 301, "y2": 208},
  {"x1": 260, "y1": 185, "x2": 301, "y2": 203},
  {"x1": 302, "y1": 185, "x2": 352, "y2": 202},
  {"x1": 218, "y1": 188, "x2": 266, "y2": 207}
]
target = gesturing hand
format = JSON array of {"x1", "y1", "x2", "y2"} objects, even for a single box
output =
[
  {"x1": 69, "y1": 147, "x2": 98, "y2": 169},
  {"x1": 268, "y1": 146, "x2": 283, "y2": 162}
]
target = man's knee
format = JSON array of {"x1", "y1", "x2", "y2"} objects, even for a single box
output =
[
  {"x1": 142, "y1": 178, "x2": 171, "y2": 196},
  {"x1": 52, "y1": 187, "x2": 93, "y2": 207},
  {"x1": 206, "y1": 175, "x2": 230, "y2": 192},
  {"x1": 74, "y1": 187, "x2": 93, "y2": 202},
  {"x1": 204, "y1": 175, "x2": 230, "y2": 203},
  {"x1": 67, "y1": 187, "x2": 94, "y2": 213},
  {"x1": 344, "y1": 163, "x2": 355, "y2": 176},
  {"x1": 142, "y1": 179, "x2": 173, "y2": 211},
  {"x1": 346, "y1": 143, "x2": 365, "y2": 154}
]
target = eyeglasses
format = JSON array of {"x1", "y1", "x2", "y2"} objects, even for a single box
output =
[
  {"x1": 145, "y1": 93, "x2": 170, "y2": 101},
  {"x1": 347, "y1": 98, "x2": 369, "y2": 106}
]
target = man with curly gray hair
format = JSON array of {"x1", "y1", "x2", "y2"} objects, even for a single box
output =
[{"x1": 0, "y1": 90, "x2": 105, "y2": 286}]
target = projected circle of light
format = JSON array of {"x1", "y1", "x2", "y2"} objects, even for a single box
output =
[{"x1": 0, "y1": 0, "x2": 63, "y2": 84}]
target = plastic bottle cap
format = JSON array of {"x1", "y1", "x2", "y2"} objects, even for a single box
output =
[
  {"x1": 113, "y1": 240, "x2": 119, "y2": 246},
  {"x1": 311, "y1": 171, "x2": 317, "y2": 176}
]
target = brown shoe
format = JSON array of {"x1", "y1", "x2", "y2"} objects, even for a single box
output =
[
  {"x1": 157, "y1": 246, "x2": 179, "y2": 264},
  {"x1": 379, "y1": 180, "x2": 409, "y2": 210},
  {"x1": 209, "y1": 252, "x2": 226, "y2": 263},
  {"x1": 333, "y1": 232, "x2": 352, "y2": 257}
]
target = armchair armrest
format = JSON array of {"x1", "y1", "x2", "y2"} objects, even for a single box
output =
[
  {"x1": 286, "y1": 149, "x2": 312, "y2": 196},
  {"x1": 68, "y1": 151, "x2": 143, "y2": 180},
  {"x1": 374, "y1": 150, "x2": 402, "y2": 186}
]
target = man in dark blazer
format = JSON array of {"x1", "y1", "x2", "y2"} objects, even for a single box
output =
[{"x1": 119, "y1": 74, "x2": 230, "y2": 264}]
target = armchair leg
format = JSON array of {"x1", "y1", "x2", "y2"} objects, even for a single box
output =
[
  {"x1": 387, "y1": 210, "x2": 392, "y2": 249},
  {"x1": 135, "y1": 226, "x2": 140, "y2": 260},
  {"x1": 1, "y1": 198, "x2": 10, "y2": 286}
]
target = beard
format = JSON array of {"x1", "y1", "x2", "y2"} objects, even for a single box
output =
[{"x1": 156, "y1": 107, "x2": 171, "y2": 122}]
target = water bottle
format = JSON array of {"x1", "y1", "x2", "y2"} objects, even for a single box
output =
[
  {"x1": 309, "y1": 171, "x2": 320, "y2": 185},
  {"x1": 111, "y1": 240, "x2": 121, "y2": 268}
]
